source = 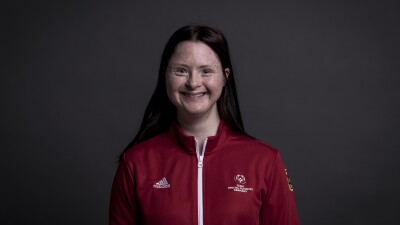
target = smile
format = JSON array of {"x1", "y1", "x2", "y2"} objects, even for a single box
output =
[{"x1": 181, "y1": 92, "x2": 206, "y2": 98}]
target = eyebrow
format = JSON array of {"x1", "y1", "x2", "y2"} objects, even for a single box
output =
[
  {"x1": 169, "y1": 64, "x2": 189, "y2": 68},
  {"x1": 169, "y1": 63, "x2": 216, "y2": 68}
]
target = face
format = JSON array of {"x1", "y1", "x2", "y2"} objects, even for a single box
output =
[{"x1": 166, "y1": 41, "x2": 229, "y2": 119}]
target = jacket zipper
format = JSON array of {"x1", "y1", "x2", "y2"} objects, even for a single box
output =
[{"x1": 195, "y1": 137, "x2": 208, "y2": 225}]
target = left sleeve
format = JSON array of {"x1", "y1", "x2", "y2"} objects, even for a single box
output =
[
  {"x1": 109, "y1": 154, "x2": 140, "y2": 225},
  {"x1": 260, "y1": 152, "x2": 300, "y2": 225}
]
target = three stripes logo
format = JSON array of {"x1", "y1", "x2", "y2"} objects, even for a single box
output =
[{"x1": 153, "y1": 177, "x2": 170, "y2": 189}]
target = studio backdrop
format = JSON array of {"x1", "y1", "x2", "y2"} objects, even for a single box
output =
[{"x1": 1, "y1": 1, "x2": 399, "y2": 224}]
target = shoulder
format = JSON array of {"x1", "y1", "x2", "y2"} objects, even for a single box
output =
[
  {"x1": 225, "y1": 132, "x2": 279, "y2": 159},
  {"x1": 122, "y1": 132, "x2": 174, "y2": 161},
  {"x1": 229, "y1": 133, "x2": 278, "y2": 153}
]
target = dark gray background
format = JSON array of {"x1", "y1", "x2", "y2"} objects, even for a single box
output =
[{"x1": 2, "y1": 0, "x2": 399, "y2": 224}]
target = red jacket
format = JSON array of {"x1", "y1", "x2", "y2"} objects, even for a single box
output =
[{"x1": 110, "y1": 121, "x2": 300, "y2": 225}]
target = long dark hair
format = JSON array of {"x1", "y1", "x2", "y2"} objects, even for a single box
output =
[{"x1": 121, "y1": 25, "x2": 246, "y2": 156}]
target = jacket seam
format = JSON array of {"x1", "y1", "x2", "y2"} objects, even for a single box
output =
[{"x1": 263, "y1": 149, "x2": 278, "y2": 202}]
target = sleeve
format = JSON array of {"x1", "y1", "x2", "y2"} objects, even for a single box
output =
[
  {"x1": 109, "y1": 154, "x2": 140, "y2": 225},
  {"x1": 260, "y1": 152, "x2": 300, "y2": 225}
]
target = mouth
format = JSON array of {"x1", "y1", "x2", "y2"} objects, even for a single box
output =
[{"x1": 181, "y1": 92, "x2": 206, "y2": 98}]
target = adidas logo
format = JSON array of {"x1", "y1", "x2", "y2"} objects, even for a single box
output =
[{"x1": 153, "y1": 177, "x2": 170, "y2": 188}]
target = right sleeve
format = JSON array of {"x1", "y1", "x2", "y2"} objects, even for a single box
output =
[
  {"x1": 109, "y1": 154, "x2": 139, "y2": 225},
  {"x1": 259, "y1": 152, "x2": 300, "y2": 225}
]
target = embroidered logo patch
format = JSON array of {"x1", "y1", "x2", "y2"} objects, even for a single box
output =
[
  {"x1": 153, "y1": 177, "x2": 170, "y2": 189},
  {"x1": 285, "y1": 169, "x2": 294, "y2": 191},
  {"x1": 234, "y1": 174, "x2": 246, "y2": 184},
  {"x1": 228, "y1": 174, "x2": 253, "y2": 193}
]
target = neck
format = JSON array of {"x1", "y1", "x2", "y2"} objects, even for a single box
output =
[{"x1": 177, "y1": 110, "x2": 220, "y2": 143}]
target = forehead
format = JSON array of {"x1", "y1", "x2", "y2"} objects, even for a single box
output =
[{"x1": 169, "y1": 41, "x2": 221, "y2": 67}]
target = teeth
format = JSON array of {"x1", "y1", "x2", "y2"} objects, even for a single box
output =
[{"x1": 183, "y1": 92, "x2": 205, "y2": 97}]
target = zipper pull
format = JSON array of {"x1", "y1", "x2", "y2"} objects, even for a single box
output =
[{"x1": 198, "y1": 156, "x2": 204, "y2": 168}]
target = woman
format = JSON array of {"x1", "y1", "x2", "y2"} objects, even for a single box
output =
[{"x1": 109, "y1": 25, "x2": 300, "y2": 225}]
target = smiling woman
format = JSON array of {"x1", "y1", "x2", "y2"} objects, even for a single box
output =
[
  {"x1": 109, "y1": 25, "x2": 300, "y2": 225},
  {"x1": 166, "y1": 41, "x2": 229, "y2": 140}
]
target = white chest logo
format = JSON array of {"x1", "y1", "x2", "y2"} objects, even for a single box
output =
[
  {"x1": 234, "y1": 174, "x2": 246, "y2": 184},
  {"x1": 153, "y1": 177, "x2": 170, "y2": 188},
  {"x1": 228, "y1": 174, "x2": 253, "y2": 193}
]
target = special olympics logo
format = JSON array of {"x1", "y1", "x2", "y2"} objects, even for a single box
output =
[{"x1": 234, "y1": 174, "x2": 246, "y2": 184}]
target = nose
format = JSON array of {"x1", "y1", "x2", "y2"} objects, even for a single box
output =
[{"x1": 185, "y1": 72, "x2": 202, "y2": 89}]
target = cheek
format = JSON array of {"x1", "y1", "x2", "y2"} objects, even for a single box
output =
[
  {"x1": 207, "y1": 77, "x2": 225, "y2": 94},
  {"x1": 165, "y1": 77, "x2": 179, "y2": 102},
  {"x1": 165, "y1": 81, "x2": 173, "y2": 99}
]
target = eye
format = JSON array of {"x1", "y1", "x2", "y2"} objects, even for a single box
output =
[
  {"x1": 202, "y1": 68, "x2": 213, "y2": 76},
  {"x1": 172, "y1": 67, "x2": 188, "y2": 76}
]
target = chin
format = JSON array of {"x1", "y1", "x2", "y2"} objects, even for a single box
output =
[
  {"x1": 180, "y1": 104, "x2": 218, "y2": 117},
  {"x1": 182, "y1": 108, "x2": 209, "y2": 116}
]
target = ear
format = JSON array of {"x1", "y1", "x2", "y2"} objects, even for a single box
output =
[{"x1": 224, "y1": 68, "x2": 230, "y2": 81}]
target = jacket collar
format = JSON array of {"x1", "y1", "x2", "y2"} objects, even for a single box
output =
[{"x1": 168, "y1": 120, "x2": 230, "y2": 156}]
